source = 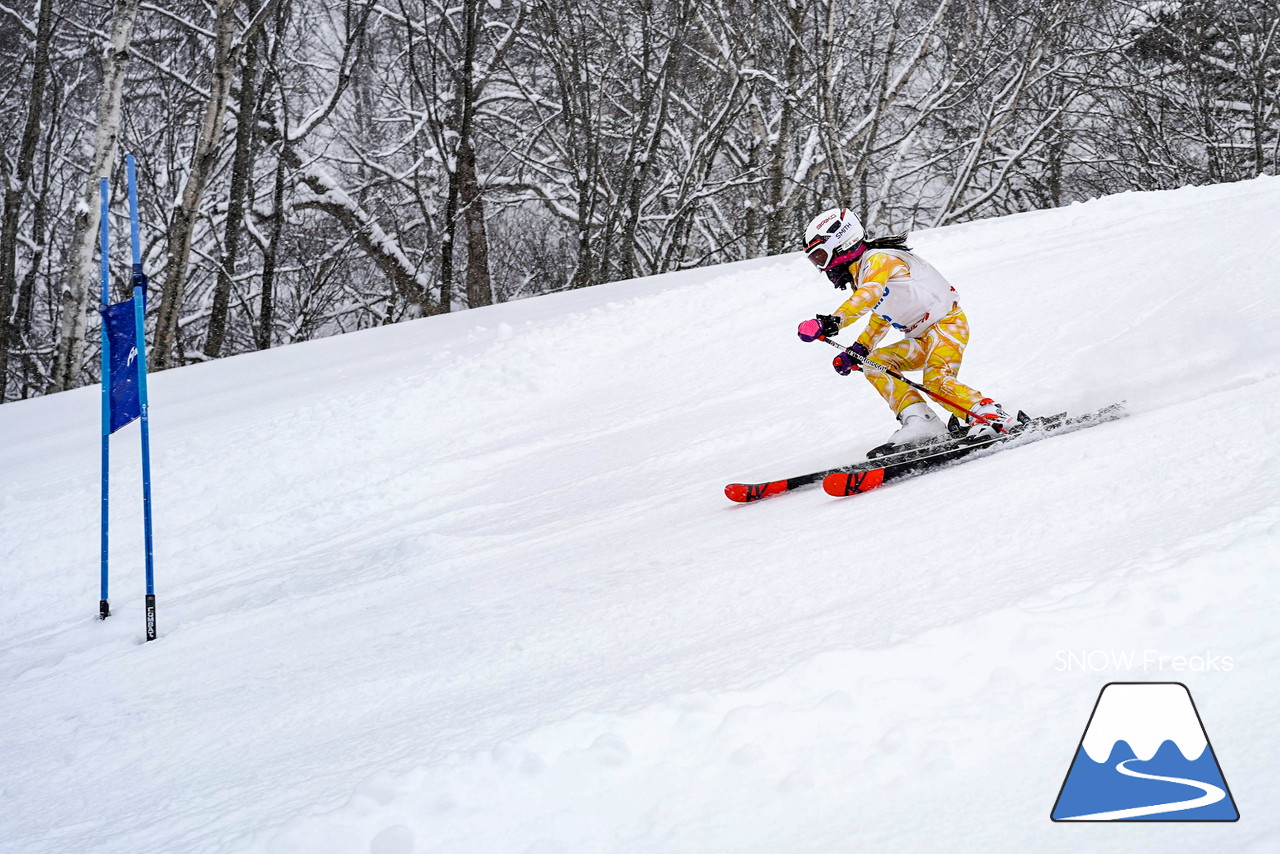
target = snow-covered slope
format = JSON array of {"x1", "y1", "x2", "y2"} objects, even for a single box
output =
[{"x1": 4, "y1": 178, "x2": 1280, "y2": 853}]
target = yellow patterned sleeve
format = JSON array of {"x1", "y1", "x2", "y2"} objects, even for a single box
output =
[
  {"x1": 855, "y1": 314, "x2": 891, "y2": 350},
  {"x1": 831, "y1": 284, "x2": 880, "y2": 326},
  {"x1": 860, "y1": 252, "x2": 910, "y2": 289},
  {"x1": 831, "y1": 253, "x2": 908, "y2": 328}
]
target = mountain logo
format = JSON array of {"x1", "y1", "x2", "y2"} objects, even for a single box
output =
[{"x1": 1051, "y1": 682, "x2": 1238, "y2": 822}]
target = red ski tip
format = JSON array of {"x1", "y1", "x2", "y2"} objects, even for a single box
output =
[
  {"x1": 822, "y1": 467, "x2": 885, "y2": 497},
  {"x1": 724, "y1": 480, "x2": 789, "y2": 503}
]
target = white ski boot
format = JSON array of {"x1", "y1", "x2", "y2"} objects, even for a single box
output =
[
  {"x1": 869, "y1": 402, "x2": 947, "y2": 457},
  {"x1": 966, "y1": 398, "x2": 1016, "y2": 438}
]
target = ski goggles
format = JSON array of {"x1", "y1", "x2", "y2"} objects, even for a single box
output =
[
  {"x1": 804, "y1": 237, "x2": 834, "y2": 270},
  {"x1": 807, "y1": 241, "x2": 867, "y2": 272}
]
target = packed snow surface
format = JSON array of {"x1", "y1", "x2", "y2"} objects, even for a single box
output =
[{"x1": 4, "y1": 178, "x2": 1280, "y2": 852}]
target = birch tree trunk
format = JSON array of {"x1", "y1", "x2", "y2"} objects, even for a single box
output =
[
  {"x1": 763, "y1": 1, "x2": 803, "y2": 256},
  {"x1": 205, "y1": 0, "x2": 263, "y2": 359},
  {"x1": 0, "y1": 0, "x2": 56, "y2": 400},
  {"x1": 152, "y1": 0, "x2": 238, "y2": 369},
  {"x1": 48, "y1": 0, "x2": 142, "y2": 393},
  {"x1": 437, "y1": 0, "x2": 490, "y2": 312},
  {"x1": 458, "y1": 137, "x2": 493, "y2": 308},
  {"x1": 259, "y1": 149, "x2": 286, "y2": 350}
]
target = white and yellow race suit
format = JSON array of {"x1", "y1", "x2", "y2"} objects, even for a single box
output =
[{"x1": 828, "y1": 249, "x2": 993, "y2": 419}]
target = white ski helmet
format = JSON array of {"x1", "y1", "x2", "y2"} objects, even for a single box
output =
[{"x1": 803, "y1": 208, "x2": 865, "y2": 271}]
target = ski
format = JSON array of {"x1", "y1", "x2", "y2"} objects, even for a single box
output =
[
  {"x1": 822, "y1": 403, "x2": 1125, "y2": 497},
  {"x1": 724, "y1": 403, "x2": 1124, "y2": 503},
  {"x1": 722, "y1": 431, "x2": 973, "y2": 502}
]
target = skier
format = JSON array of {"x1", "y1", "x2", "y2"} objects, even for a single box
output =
[{"x1": 795, "y1": 207, "x2": 1015, "y2": 454}]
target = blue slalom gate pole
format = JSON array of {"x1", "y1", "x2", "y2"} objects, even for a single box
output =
[
  {"x1": 127, "y1": 156, "x2": 142, "y2": 273},
  {"x1": 126, "y1": 154, "x2": 158, "y2": 641},
  {"x1": 98, "y1": 178, "x2": 111, "y2": 621}
]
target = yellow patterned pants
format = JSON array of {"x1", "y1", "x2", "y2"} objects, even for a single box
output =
[{"x1": 862, "y1": 304, "x2": 989, "y2": 419}]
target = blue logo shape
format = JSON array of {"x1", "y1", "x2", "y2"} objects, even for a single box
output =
[{"x1": 1052, "y1": 682, "x2": 1238, "y2": 821}]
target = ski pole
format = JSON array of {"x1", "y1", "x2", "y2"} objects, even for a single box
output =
[{"x1": 818, "y1": 336, "x2": 1006, "y2": 433}]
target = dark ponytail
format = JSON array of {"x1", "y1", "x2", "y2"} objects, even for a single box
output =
[{"x1": 865, "y1": 233, "x2": 911, "y2": 252}]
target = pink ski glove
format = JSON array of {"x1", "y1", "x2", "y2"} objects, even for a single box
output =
[{"x1": 797, "y1": 314, "x2": 841, "y2": 342}]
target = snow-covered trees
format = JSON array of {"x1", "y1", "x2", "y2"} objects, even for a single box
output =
[
  {"x1": 49, "y1": 0, "x2": 142, "y2": 392},
  {"x1": 1118, "y1": 0, "x2": 1280, "y2": 184},
  {"x1": 0, "y1": 0, "x2": 55, "y2": 394},
  {"x1": 0, "y1": 0, "x2": 1276, "y2": 401}
]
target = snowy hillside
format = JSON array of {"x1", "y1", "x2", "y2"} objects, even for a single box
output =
[{"x1": 4, "y1": 178, "x2": 1280, "y2": 853}]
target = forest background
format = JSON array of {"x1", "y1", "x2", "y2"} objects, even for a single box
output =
[{"x1": 0, "y1": 0, "x2": 1275, "y2": 400}]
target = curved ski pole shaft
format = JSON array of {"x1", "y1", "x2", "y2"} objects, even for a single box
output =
[{"x1": 818, "y1": 336, "x2": 1001, "y2": 431}]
